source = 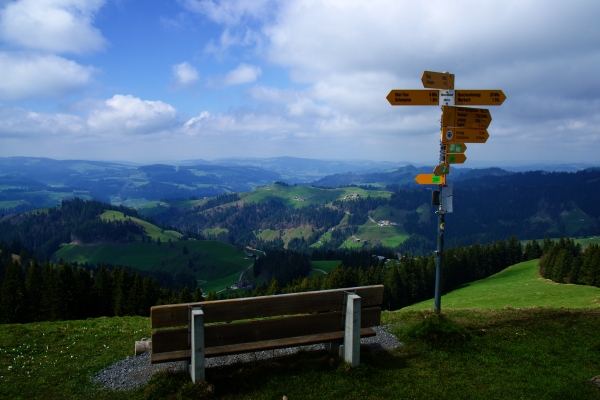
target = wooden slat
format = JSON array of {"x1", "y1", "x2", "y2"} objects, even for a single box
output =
[
  {"x1": 151, "y1": 285, "x2": 384, "y2": 328},
  {"x1": 150, "y1": 328, "x2": 377, "y2": 364},
  {"x1": 151, "y1": 307, "x2": 381, "y2": 355}
]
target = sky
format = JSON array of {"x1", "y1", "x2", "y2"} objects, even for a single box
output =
[{"x1": 0, "y1": 0, "x2": 599, "y2": 167}]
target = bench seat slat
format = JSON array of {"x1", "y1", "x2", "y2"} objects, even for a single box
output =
[
  {"x1": 150, "y1": 328, "x2": 377, "y2": 364},
  {"x1": 151, "y1": 285, "x2": 384, "y2": 328},
  {"x1": 152, "y1": 307, "x2": 381, "y2": 354}
]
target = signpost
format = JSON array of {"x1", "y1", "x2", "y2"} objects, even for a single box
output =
[
  {"x1": 447, "y1": 143, "x2": 467, "y2": 153},
  {"x1": 445, "y1": 153, "x2": 467, "y2": 164},
  {"x1": 388, "y1": 70, "x2": 505, "y2": 314},
  {"x1": 442, "y1": 127, "x2": 489, "y2": 143},
  {"x1": 442, "y1": 106, "x2": 492, "y2": 129},
  {"x1": 415, "y1": 173, "x2": 446, "y2": 185},
  {"x1": 455, "y1": 90, "x2": 506, "y2": 106},
  {"x1": 421, "y1": 71, "x2": 454, "y2": 90},
  {"x1": 433, "y1": 164, "x2": 450, "y2": 176},
  {"x1": 386, "y1": 90, "x2": 439, "y2": 106}
]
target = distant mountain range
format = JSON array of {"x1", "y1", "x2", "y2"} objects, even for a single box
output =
[{"x1": 0, "y1": 156, "x2": 598, "y2": 214}]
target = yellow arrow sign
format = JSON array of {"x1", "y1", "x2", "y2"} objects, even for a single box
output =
[
  {"x1": 415, "y1": 174, "x2": 446, "y2": 185},
  {"x1": 442, "y1": 128, "x2": 489, "y2": 143},
  {"x1": 433, "y1": 164, "x2": 450, "y2": 176},
  {"x1": 421, "y1": 71, "x2": 454, "y2": 90},
  {"x1": 447, "y1": 143, "x2": 467, "y2": 153},
  {"x1": 455, "y1": 90, "x2": 506, "y2": 106},
  {"x1": 387, "y1": 90, "x2": 439, "y2": 106},
  {"x1": 445, "y1": 154, "x2": 467, "y2": 164},
  {"x1": 442, "y1": 106, "x2": 492, "y2": 129}
]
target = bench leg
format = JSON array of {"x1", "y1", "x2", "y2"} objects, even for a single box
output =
[
  {"x1": 190, "y1": 307, "x2": 205, "y2": 383},
  {"x1": 325, "y1": 341, "x2": 341, "y2": 356},
  {"x1": 343, "y1": 294, "x2": 361, "y2": 367}
]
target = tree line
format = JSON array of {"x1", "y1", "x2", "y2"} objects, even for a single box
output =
[
  {"x1": 539, "y1": 237, "x2": 600, "y2": 287},
  {"x1": 0, "y1": 248, "x2": 203, "y2": 324}
]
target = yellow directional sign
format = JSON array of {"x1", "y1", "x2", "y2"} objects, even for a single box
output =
[
  {"x1": 455, "y1": 90, "x2": 506, "y2": 106},
  {"x1": 447, "y1": 143, "x2": 467, "y2": 153},
  {"x1": 442, "y1": 106, "x2": 492, "y2": 129},
  {"x1": 445, "y1": 154, "x2": 467, "y2": 164},
  {"x1": 386, "y1": 90, "x2": 439, "y2": 106},
  {"x1": 433, "y1": 164, "x2": 450, "y2": 176},
  {"x1": 421, "y1": 71, "x2": 455, "y2": 90},
  {"x1": 442, "y1": 127, "x2": 489, "y2": 143},
  {"x1": 415, "y1": 174, "x2": 446, "y2": 185}
]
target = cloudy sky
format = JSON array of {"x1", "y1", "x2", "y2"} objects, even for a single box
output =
[{"x1": 0, "y1": 0, "x2": 598, "y2": 167}]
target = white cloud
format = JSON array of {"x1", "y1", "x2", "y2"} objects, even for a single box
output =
[
  {"x1": 221, "y1": 63, "x2": 262, "y2": 85},
  {"x1": 180, "y1": 0, "x2": 273, "y2": 26},
  {"x1": 0, "y1": 0, "x2": 107, "y2": 54},
  {"x1": 0, "y1": 104, "x2": 85, "y2": 137},
  {"x1": 87, "y1": 95, "x2": 178, "y2": 135},
  {"x1": 0, "y1": 52, "x2": 95, "y2": 100},
  {"x1": 172, "y1": 62, "x2": 200, "y2": 87},
  {"x1": 183, "y1": 110, "x2": 298, "y2": 137}
]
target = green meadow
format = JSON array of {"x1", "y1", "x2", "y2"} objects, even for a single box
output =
[
  {"x1": 339, "y1": 221, "x2": 409, "y2": 249},
  {"x1": 54, "y1": 240, "x2": 252, "y2": 294},
  {"x1": 403, "y1": 259, "x2": 600, "y2": 311},
  {"x1": 100, "y1": 210, "x2": 182, "y2": 242},
  {"x1": 240, "y1": 185, "x2": 391, "y2": 209}
]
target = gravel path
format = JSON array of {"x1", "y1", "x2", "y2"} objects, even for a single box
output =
[{"x1": 92, "y1": 325, "x2": 401, "y2": 391}]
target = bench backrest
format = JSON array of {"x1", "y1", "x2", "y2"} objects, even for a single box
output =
[{"x1": 151, "y1": 285, "x2": 384, "y2": 356}]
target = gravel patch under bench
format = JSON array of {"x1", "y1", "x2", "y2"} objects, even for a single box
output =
[{"x1": 92, "y1": 325, "x2": 402, "y2": 391}]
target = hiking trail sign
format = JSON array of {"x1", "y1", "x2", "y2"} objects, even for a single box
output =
[{"x1": 387, "y1": 70, "x2": 505, "y2": 314}]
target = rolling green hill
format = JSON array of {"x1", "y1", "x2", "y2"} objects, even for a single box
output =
[
  {"x1": 100, "y1": 210, "x2": 182, "y2": 242},
  {"x1": 240, "y1": 185, "x2": 391, "y2": 209},
  {"x1": 54, "y1": 239, "x2": 252, "y2": 294},
  {"x1": 403, "y1": 259, "x2": 600, "y2": 311}
]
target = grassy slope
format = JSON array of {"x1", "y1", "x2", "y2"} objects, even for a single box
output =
[
  {"x1": 54, "y1": 240, "x2": 252, "y2": 294},
  {"x1": 403, "y1": 259, "x2": 600, "y2": 311},
  {"x1": 3, "y1": 310, "x2": 599, "y2": 399},
  {"x1": 241, "y1": 185, "x2": 391, "y2": 209},
  {"x1": 339, "y1": 220, "x2": 409, "y2": 249},
  {"x1": 100, "y1": 210, "x2": 182, "y2": 242}
]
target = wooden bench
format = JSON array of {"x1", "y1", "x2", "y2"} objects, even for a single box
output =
[{"x1": 149, "y1": 285, "x2": 384, "y2": 382}]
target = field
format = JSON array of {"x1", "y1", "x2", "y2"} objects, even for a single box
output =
[
  {"x1": 100, "y1": 211, "x2": 182, "y2": 242},
  {"x1": 240, "y1": 185, "x2": 391, "y2": 209},
  {"x1": 561, "y1": 205, "x2": 594, "y2": 235},
  {"x1": 339, "y1": 220, "x2": 409, "y2": 249},
  {"x1": 403, "y1": 259, "x2": 600, "y2": 311},
  {"x1": 53, "y1": 240, "x2": 252, "y2": 294},
  {"x1": 309, "y1": 260, "x2": 341, "y2": 277},
  {"x1": 2, "y1": 309, "x2": 600, "y2": 398}
]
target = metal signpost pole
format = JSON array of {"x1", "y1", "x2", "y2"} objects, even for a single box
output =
[
  {"x1": 387, "y1": 70, "x2": 504, "y2": 315},
  {"x1": 434, "y1": 116, "x2": 445, "y2": 314}
]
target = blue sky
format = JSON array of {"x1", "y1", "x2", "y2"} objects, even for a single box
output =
[{"x1": 0, "y1": 0, "x2": 599, "y2": 167}]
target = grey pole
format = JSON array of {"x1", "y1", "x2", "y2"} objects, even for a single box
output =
[{"x1": 434, "y1": 109, "x2": 446, "y2": 314}]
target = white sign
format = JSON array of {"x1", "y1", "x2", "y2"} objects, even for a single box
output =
[
  {"x1": 441, "y1": 184, "x2": 453, "y2": 213},
  {"x1": 439, "y1": 90, "x2": 454, "y2": 106}
]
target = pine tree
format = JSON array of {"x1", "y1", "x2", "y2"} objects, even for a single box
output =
[
  {"x1": 206, "y1": 291, "x2": 218, "y2": 301},
  {"x1": 193, "y1": 286, "x2": 204, "y2": 302},
  {"x1": 25, "y1": 258, "x2": 44, "y2": 322},
  {"x1": 179, "y1": 285, "x2": 193, "y2": 303},
  {"x1": 0, "y1": 261, "x2": 27, "y2": 323},
  {"x1": 55, "y1": 263, "x2": 76, "y2": 320}
]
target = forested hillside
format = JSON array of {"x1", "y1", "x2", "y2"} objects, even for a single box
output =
[{"x1": 0, "y1": 198, "x2": 145, "y2": 258}]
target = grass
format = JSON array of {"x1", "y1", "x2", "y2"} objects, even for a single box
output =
[
  {"x1": 240, "y1": 185, "x2": 391, "y2": 209},
  {"x1": 403, "y1": 259, "x2": 600, "y2": 311},
  {"x1": 0, "y1": 316, "x2": 150, "y2": 400},
  {"x1": 53, "y1": 240, "x2": 252, "y2": 294},
  {"x1": 339, "y1": 221, "x2": 409, "y2": 248},
  {"x1": 4, "y1": 253, "x2": 600, "y2": 399},
  {"x1": 100, "y1": 211, "x2": 182, "y2": 242},
  {"x1": 309, "y1": 260, "x2": 341, "y2": 277}
]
